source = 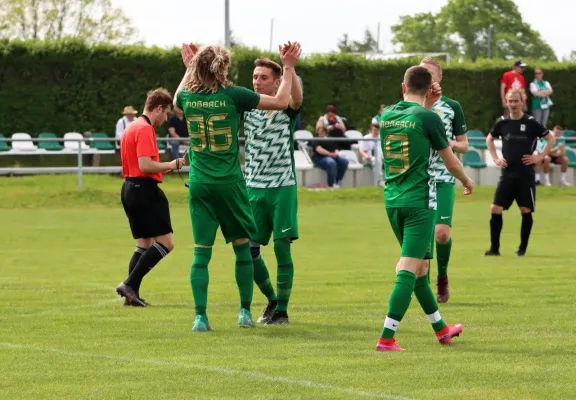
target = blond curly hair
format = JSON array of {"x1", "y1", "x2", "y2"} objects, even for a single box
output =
[{"x1": 184, "y1": 46, "x2": 231, "y2": 94}]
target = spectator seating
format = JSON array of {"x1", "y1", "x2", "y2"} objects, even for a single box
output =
[
  {"x1": 338, "y1": 149, "x2": 364, "y2": 187},
  {"x1": 344, "y1": 130, "x2": 363, "y2": 151},
  {"x1": 38, "y1": 133, "x2": 64, "y2": 151},
  {"x1": 90, "y1": 132, "x2": 116, "y2": 151},
  {"x1": 63, "y1": 132, "x2": 92, "y2": 152},
  {"x1": 11, "y1": 133, "x2": 38, "y2": 151},
  {"x1": 564, "y1": 130, "x2": 576, "y2": 149},
  {"x1": 566, "y1": 148, "x2": 576, "y2": 168},
  {"x1": 0, "y1": 134, "x2": 11, "y2": 152},
  {"x1": 294, "y1": 149, "x2": 314, "y2": 186},
  {"x1": 462, "y1": 148, "x2": 486, "y2": 184},
  {"x1": 466, "y1": 130, "x2": 487, "y2": 150}
]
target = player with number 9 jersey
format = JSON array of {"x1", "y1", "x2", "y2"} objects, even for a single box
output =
[{"x1": 380, "y1": 101, "x2": 449, "y2": 259}]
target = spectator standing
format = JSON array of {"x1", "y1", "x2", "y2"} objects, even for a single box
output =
[
  {"x1": 529, "y1": 68, "x2": 554, "y2": 127},
  {"x1": 500, "y1": 60, "x2": 527, "y2": 114},
  {"x1": 115, "y1": 106, "x2": 138, "y2": 144}
]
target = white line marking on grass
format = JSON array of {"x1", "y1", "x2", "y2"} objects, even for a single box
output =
[{"x1": 0, "y1": 342, "x2": 418, "y2": 400}]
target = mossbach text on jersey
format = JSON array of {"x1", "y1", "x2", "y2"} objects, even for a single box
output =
[
  {"x1": 186, "y1": 100, "x2": 227, "y2": 109},
  {"x1": 381, "y1": 120, "x2": 417, "y2": 130}
]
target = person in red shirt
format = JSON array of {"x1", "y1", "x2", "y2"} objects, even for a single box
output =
[
  {"x1": 116, "y1": 88, "x2": 186, "y2": 307},
  {"x1": 500, "y1": 60, "x2": 527, "y2": 114}
]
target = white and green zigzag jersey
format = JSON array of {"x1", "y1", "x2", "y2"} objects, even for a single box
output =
[
  {"x1": 244, "y1": 107, "x2": 299, "y2": 188},
  {"x1": 429, "y1": 96, "x2": 467, "y2": 184}
]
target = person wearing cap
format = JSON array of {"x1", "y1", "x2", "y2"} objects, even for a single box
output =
[
  {"x1": 500, "y1": 60, "x2": 527, "y2": 114},
  {"x1": 115, "y1": 105, "x2": 138, "y2": 144},
  {"x1": 359, "y1": 116, "x2": 384, "y2": 186}
]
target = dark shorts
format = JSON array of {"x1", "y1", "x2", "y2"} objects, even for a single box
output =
[
  {"x1": 493, "y1": 173, "x2": 536, "y2": 212},
  {"x1": 550, "y1": 155, "x2": 561, "y2": 164},
  {"x1": 121, "y1": 178, "x2": 173, "y2": 239}
]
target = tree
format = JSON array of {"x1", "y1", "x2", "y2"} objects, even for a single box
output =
[
  {"x1": 391, "y1": 0, "x2": 556, "y2": 61},
  {"x1": 0, "y1": 0, "x2": 139, "y2": 45},
  {"x1": 337, "y1": 29, "x2": 379, "y2": 54},
  {"x1": 564, "y1": 50, "x2": 576, "y2": 62}
]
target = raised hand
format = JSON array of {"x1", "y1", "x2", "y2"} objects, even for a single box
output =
[
  {"x1": 424, "y1": 82, "x2": 442, "y2": 109},
  {"x1": 181, "y1": 43, "x2": 198, "y2": 68},
  {"x1": 279, "y1": 41, "x2": 301, "y2": 68}
]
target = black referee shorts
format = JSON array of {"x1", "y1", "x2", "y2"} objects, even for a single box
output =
[
  {"x1": 121, "y1": 178, "x2": 173, "y2": 239},
  {"x1": 493, "y1": 173, "x2": 536, "y2": 212}
]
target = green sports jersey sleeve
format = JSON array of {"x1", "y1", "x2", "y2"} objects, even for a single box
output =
[
  {"x1": 176, "y1": 89, "x2": 186, "y2": 110},
  {"x1": 423, "y1": 111, "x2": 450, "y2": 151},
  {"x1": 225, "y1": 86, "x2": 261, "y2": 114},
  {"x1": 446, "y1": 98, "x2": 467, "y2": 136}
]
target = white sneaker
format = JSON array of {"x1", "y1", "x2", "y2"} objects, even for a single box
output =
[
  {"x1": 330, "y1": 184, "x2": 340, "y2": 190},
  {"x1": 561, "y1": 181, "x2": 572, "y2": 187},
  {"x1": 545, "y1": 181, "x2": 552, "y2": 187}
]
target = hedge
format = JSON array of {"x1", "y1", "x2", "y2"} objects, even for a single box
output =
[{"x1": 1, "y1": 39, "x2": 576, "y2": 137}]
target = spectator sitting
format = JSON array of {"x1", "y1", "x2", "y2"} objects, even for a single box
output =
[
  {"x1": 310, "y1": 128, "x2": 349, "y2": 189},
  {"x1": 537, "y1": 125, "x2": 571, "y2": 187},
  {"x1": 315, "y1": 105, "x2": 351, "y2": 150},
  {"x1": 115, "y1": 106, "x2": 138, "y2": 145},
  {"x1": 167, "y1": 108, "x2": 190, "y2": 161},
  {"x1": 359, "y1": 118, "x2": 384, "y2": 187}
]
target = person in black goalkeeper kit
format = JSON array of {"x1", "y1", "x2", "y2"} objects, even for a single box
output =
[{"x1": 484, "y1": 89, "x2": 555, "y2": 257}]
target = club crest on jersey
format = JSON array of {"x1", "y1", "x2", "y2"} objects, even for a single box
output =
[
  {"x1": 267, "y1": 110, "x2": 275, "y2": 118},
  {"x1": 520, "y1": 124, "x2": 526, "y2": 131},
  {"x1": 435, "y1": 109, "x2": 445, "y2": 118}
]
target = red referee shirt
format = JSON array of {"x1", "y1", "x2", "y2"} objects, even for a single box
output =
[{"x1": 120, "y1": 115, "x2": 163, "y2": 183}]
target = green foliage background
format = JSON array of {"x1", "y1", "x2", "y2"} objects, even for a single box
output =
[{"x1": 1, "y1": 39, "x2": 575, "y2": 137}]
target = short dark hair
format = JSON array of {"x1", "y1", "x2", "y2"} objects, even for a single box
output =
[
  {"x1": 145, "y1": 88, "x2": 173, "y2": 112},
  {"x1": 403, "y1": 66, "x2": 432, "y2": 96},
  {"x1": 254, "y1": 57, "x2": 282, "y2": 79}
]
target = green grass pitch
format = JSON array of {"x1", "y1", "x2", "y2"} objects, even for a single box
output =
[{"x1": 1, "y1": 175, "x2": 575, "y2": 400}]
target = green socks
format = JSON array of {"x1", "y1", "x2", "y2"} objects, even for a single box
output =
[
  {"x1": 190, "y1": 247, "x2": 212, "y2": 317},
  {"x1": 381, "y1": 270, "x2": 416, "y2": 339},
  {"x1": 234, "y1": 242, "x2": 254, "y2": 311},
  {"x1": 414, "y1": 276, "x2": 446, "y2": 332},
  {"x1": 252, "y1": 253, "x2": 277, "y2": 302},
  {"x1": 274, "y1": 240, "x2": 294, "y2": 313},
  {"x1": 436, "y1": 238, "x2": 452, "y2": 279}
]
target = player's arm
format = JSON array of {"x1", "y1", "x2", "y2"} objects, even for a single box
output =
[
  {"x1": 289, "y1": 70, "x2": 303, "y2": 110},
  {"x1": 486, "y1": 132, "x2": 507, "y2": 168},
  {"x1": 428, "y1": 112, "x2": 473, "y2": 193},
  {"x1": 136, "y1": 127, "x2": 184, "y2": 173},
  {"x1": 449, "y1": 100, "x2": 469, "y2": 153},
  {"x1": 257, "y1": 43, "x2": 300, "y2": 110}
]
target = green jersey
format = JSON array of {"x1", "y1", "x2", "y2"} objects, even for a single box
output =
[
  {"x1": 539, "y1": 135, "x2": 565, "y2": 153},
  {"x1": 176, "y1": 86, "x2": 260, "y2": 184},
  {"x1": 380, "y1": 101, "x2": 449, "y2": 209},
  {"x1": 429, "y1": 96, "x2": 467, "y2": 184},
  {"x1": 244, "y1": 107, "x2": 300, "y2": 188}
]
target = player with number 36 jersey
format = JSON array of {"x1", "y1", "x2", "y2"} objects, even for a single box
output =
[{"x1": 173, "y1": 42, "x2": 301, "y2": 333}]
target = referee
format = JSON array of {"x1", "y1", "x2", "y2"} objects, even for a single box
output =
[
  {"x1": 484, "y1": 89, "x2": 555, "y2": 257},
  {"x1": 116, "y1": 88, "x2": 186, "y2": 307}
]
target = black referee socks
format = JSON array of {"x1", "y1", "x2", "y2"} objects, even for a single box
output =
[
  {"x1": 125, "y1": 242, "x2": 170, "y2": 289},
  {"x1": 520, "y1": 213, "x2": 533, "y2": 251},
  {"x1": 490, "y1": 213, "x2": 503, "y2": 252}
]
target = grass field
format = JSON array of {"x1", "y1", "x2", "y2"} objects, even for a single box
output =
[{"x1": 1, "y1": 175, "x2": 575, "y2": 400}]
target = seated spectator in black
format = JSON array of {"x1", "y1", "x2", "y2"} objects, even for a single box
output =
[
  {"x1": 309, "y1": 129, "x2": 349, "y2": 189},
  {"x1": 315, "y1": 105, "x2": 351, "y2": 150},
  {"x1": 167, "y1": 108, "x2": 190, "y2": 161}
]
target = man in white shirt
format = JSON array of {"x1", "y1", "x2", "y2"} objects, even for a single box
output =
[
  {"x1": 359, "y1": 117, "x2": 384, "y2": 186},
  {"x1": 115, "y1": 106, "x2": 138, "y2": 144}
]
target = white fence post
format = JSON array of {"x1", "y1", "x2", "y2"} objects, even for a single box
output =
[{"x1": 77, "y1": 140, "x2": 83, "y2": 188}]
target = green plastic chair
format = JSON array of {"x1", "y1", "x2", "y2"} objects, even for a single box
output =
[
  {"x1": 90, "y1": 132, "x2": 115, "y2": 150},
  {"x1": 563, "y1": 130, "x2": 576, "y2": 149},
  {"x1": 0, "y1": 133, "x2": 11, "y2": 151},
  {"x1": 566, "y1": 149, "x2": 576, "y2": 168},
  {"x1": 38, "y1": 132, "x2": 64, "y2": 151},
  {"x1": 466, "y1": 130, "x2": 488, "y2": 150},
  {"x1": 462, "y1": 148, "x2": 487, "y2": 168}
]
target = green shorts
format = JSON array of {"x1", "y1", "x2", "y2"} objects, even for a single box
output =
[
  {"x1": 188, "y1": 181, "x2": 257, "y2": 246},
  {"x1": 247, "y1": 185, "x2": 299, "y2": 246},
  {"x1": 386, "y1": 207, "x2": 435, "y2": 259},
  {"x1": 435, "y1": 182, "x2": 455, "y2": 226}
]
